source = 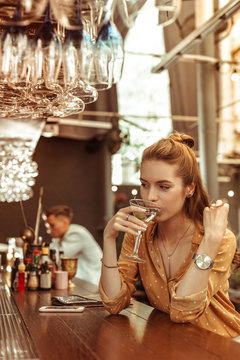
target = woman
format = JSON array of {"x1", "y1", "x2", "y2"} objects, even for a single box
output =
[{"x1": 99, "y1": 132, "x2": 240, "y2": 338}]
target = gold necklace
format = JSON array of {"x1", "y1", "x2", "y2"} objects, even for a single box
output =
[{"x1": 160, "y1": 222, "x2": 192, "y2": 278}]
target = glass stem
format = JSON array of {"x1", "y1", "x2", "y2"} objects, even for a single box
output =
[{"x1": 132, "y1": 230, "x2": 142, "y2": 256}]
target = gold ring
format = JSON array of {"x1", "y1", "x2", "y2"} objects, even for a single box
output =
[
  {"x1": 126, "y1": 214, "x2": 130, "y2": 221},
  {"x1": 210, "y1": 200, "x2": 225, "y2": 209}
]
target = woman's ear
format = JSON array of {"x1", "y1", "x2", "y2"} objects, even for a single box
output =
[{"x1": 186, "y1": 183, "x2": 196, "y2": 198}]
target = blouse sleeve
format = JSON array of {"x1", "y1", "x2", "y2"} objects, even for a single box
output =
[
  {"x1": 169, "y1": 229, "x2": 237, "y2": 322},
  {"x1": 99, "y1": 233, "x2": 140, "y2": 314}
]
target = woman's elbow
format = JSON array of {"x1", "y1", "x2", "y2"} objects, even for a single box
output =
[{"x1": 170, "y1": 309, "x2": 203, "y2": 323}]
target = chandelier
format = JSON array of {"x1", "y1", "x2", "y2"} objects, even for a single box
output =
[{"x1": 0, "y1": 0, "x2": 181, "y2": 202}]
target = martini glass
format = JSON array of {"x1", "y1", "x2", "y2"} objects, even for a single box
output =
[{"x1": 124, "y1": 199, "x2": 159, "y2": 263}]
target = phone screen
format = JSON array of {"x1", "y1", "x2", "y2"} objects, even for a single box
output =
[{"x1": 39, "y1": 306, "x2": 85, "y2": 313}]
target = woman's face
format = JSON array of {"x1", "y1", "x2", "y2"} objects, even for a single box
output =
[{"x1": 140, "y1": 160, "x2": 193, "y2": 223}]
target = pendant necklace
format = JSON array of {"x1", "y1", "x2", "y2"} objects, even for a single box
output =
[{"x1": 160, "y1": 222, "x2": 192, "y2": 278}]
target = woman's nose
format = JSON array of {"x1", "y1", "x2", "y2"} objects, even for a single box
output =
[{"x1": 145, "y1": 186, "x2": 158, "y2": 202}]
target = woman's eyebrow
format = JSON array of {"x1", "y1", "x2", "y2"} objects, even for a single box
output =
[{"x1": 140, "y1": 177, "x2": 173, "y2": 184}]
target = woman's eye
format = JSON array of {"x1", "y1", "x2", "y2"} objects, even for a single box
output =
[
  {"x1": 140, "y1": 183, "x2": 147, "y2": 188},
  {"x1": 160, "y1": 185, "x2": 170, "y2": 190}
]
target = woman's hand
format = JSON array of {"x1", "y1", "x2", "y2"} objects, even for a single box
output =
[
  {"x1": 232, "y1": 251, "x2": 240, "y2": 272},
  {"x1": 203, "y1": 200, "x2": 229, "y2": 244},
  {"x1": 103, "y1": 205, "x2": 148, "y2": 242}
]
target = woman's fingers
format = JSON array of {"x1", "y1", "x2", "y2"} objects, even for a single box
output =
[
  {"x1": 203, "y1": 200, "x2": 229, "y2": 241},
  {"x1": 210, "y1": 200, "x2": 229, "y2": 211},
  {"x1": 116, "y1": 210, "x2": 147, "y2": 232},
  {"x1": 104, "y1": 205, "x2": 149, "y2": 239}
]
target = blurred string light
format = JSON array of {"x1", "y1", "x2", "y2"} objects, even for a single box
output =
[
  {"x1": 231, "y1": 68, "x2": 240, "y2": 82},
  {"x1": 131, "y1": 188, "x2": 138, "y2": 196},
  {"x1": 228, "y1": 190, "x2": 235, "y2": 197}
]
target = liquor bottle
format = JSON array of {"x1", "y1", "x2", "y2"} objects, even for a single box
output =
[
  {"x1": 11, "y1": 257, "x2": 20, "y2": 290},
  {"x1": 40, "y1": 261, "x2": 51, "y2": 290},
  {"x1": 40, "y1": 247, "x2": 50, "y2": 265},
  {"x1": 33, "y1": 250, "x2": 40, "y2": 267},
  {"x1": 58, "y1": 250, "x2": 64, "y2": 270},
  {"x1": 25, "y1": 258, "x2": 32, "y2": 290},
  {"x1": 49, "y1": 249, "x2": 58, "y2": 287},
  {"x1": 25, "y1": 258, "x2": 32, "y2": 271},
  {"x1": 28, "y1": 265, "x2": 39, "y2": 291},
  {"x1": 17, "y1": 261, "x2": 26, "y2": 292}
]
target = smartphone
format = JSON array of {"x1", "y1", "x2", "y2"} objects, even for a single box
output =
[{"x1": 39, "y1": 306, "x2": 85, "y2": 313}]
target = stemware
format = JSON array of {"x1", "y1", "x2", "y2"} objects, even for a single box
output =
[
  {"x1": 62, "y1": 5, "x2": 94, "y2": 89},
  {"x1": 154, "y1": 0, "x2": 182, "y2": 27},
  {"x1": 70, "y1": 81, "x2": 98, "y2": 105},
  {"x1": 0, "y1": 0, "x2": 47, "y2": 26},
  {"x1": 31, "y1": 3, "x2": 62, "y2": 89},
  {"x1": 117, "y1": 0, "x2": 181, "y2": 28},
  {"x1": 61, "y1": 257, "x2": 78, "y2": 288},
  {"x1": 124, "y1": 199, "x2": 160, "y2": 263},
  {"x1": 50, "y1": 0, "x2": 84, "y2": 30},
  {"x1": 30, "y1": 3, "x2": 83, "y2": 117},
  {"x1": 0, "y1": 84, "x2": 23, "y2": 117},
  {"x1": 1, "y1": 24, "x2": 32, "y2": 90},
  {"x1": 117, "y1": 0, "x2": 146, "y2": 28},
  {"x1": 90, "y1": 19, "x2": 124, "y2": 91},
  {"x1": 49, "y1": 91, "x2": 85, "y2": 117}
]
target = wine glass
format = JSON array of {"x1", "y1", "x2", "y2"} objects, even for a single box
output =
[
  {"x1": 117, "y1": 0, "x2": 182, "y2": 28},
  {"x1": 62, "y1": 18, "x2": 94, "y2": 88},
  {"x1": 90, "y1": 19, "x2": 124, "y2": 91},
  {"x1": 0, "y1": 0, "x2": 47, "y2": 26},
  {"x1": 70, "y1": 81, "x2": 98, "y2": 105},
  {"x1": 1, "y1": 24, "x2": 32, "y2": 90},
  {"x1": 31, "y1": 2, "x2": 62, "y2": 89},
  {"x1": 124, "y1": 199, "x2": 160, "y2": 263},
  {"x1": 50, "y1": 0, "x2": 84, "y2": 30},
  {"x1": 116, "y1": 0, "x2": 146, "y2": 28},
  {"x1": 61, "y1": 257, "x2": 78, "y2": 288}
]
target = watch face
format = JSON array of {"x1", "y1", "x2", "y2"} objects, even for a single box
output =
[{"x1": 195, "y1": 254, "x2": 213, "y2": 270}]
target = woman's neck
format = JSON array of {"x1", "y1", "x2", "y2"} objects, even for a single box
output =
[{"x1": 156, "y1": 215, "x2": 193, "y2": 245}]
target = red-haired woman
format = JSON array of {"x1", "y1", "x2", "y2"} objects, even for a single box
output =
[{"x1": 99, "y1": 132, "x2": 240, "y2": 338}]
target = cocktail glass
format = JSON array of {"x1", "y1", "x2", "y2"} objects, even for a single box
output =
[{"x1": 124, "y1": 199, "x2": 159, "y2": 263}]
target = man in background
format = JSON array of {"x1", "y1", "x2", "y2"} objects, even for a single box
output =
[{"x1": 43, "y1": 205, "x2": 102, "y2": 286}]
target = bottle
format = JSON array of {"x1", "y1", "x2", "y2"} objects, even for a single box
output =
[
  {"x1": 11, "y1": 257, "x2": 20, "y2": 290},
  {"x1": 28, "y1": 265, "x2": 39, "y2": 291},
  {"x1": 25, "y1": 258, "x2": 32, "y2": 271},
  {"x1": 58, "y1": 250, "x2": 64, "y2": 270},
  {"x1": 17, "y1": 261, "x2": 26, "y2": 292},
  {"x1": 33, "y1": 250, "x2": 40, "y2": 267},
  {"x1": 40, "y1": 247, "x2": 50, "y2": 265},
  {"x1": 49, "y1": 249, "x2": 58, "y2": 287},
  {"x1": 40, "y1": 261, "x2": 51, "y2": 290},
  {"x1": 25, "y1": 258, "x2": 32, "y2": 290}
]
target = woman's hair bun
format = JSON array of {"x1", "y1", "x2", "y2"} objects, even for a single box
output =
[{"x1": 169, "y1": 132, "x2": 194, "y2": 149}]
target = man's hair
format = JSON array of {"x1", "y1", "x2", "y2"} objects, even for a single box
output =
[{"x1": 44, "y1": 205, "x2": 73, "y2": 222}]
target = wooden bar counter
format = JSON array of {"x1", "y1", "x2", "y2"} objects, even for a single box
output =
[{"x1": 2, "y1": 277, "x2": 240, "y2": 360}]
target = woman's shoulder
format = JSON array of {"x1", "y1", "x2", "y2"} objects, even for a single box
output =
[
  {"x1": 220, "y1": 227, "x2": 237, "y2": 252},
  {"x1": 224, "y1": 228, "x2": 236, "y2": 241}
]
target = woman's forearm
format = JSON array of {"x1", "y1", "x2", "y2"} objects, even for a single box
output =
[
  {"x1": 100, "y1": 236, "x2": 122, "y2": 298},
  {"x1": 177, "y1": 202, "x2": 229, "y2": 297},
  {"x1": 176, "y1": 235, "x2": 221, "y2": 297}
]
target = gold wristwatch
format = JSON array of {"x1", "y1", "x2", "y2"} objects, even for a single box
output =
[{"x1": 192, "y1": 253, "x2": 214, "y2": 270}]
